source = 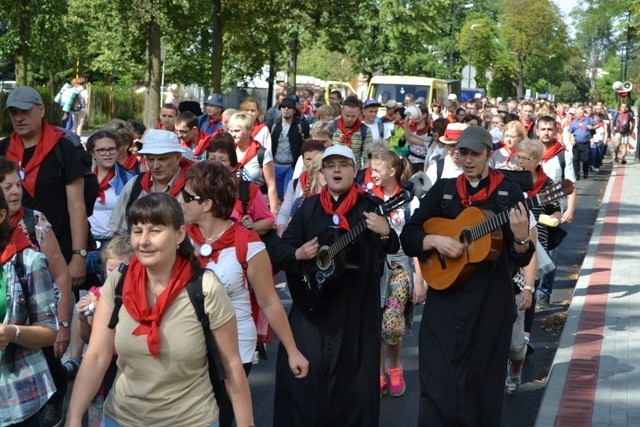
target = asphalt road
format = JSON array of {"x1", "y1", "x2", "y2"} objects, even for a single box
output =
[
  {"x1": 61, "y1": 158, "x2": 609, "y2": 426},
  {"x1": 248, "y1": 162, "x2": 610, "y2": 426}
]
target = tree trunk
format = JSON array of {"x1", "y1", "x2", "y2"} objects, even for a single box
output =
[
  {"x1": 144, "y1": 18, "x2": 161, "y2": 129},
  {"x1": 287, "y1": 35, "x2": 298, "y2": 94},
  {"x1": 15, "y1": 0, "x2": 31, "y2": 86},
  {"x1": 211, "y1": 0, "x2": 223, "y2": 93},
  {"x1": 266, "y1": 51, "x2": 276, "y2": 109}
]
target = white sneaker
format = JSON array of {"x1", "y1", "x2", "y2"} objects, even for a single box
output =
[
  {"x1": 594, "y1": 167, "x2": 600, "y2": 172},
  {"x1": 505, "y1": 374, "x2": 521, "y2": 394}
]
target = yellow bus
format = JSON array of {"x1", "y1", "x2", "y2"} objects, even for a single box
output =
[{"x1": 366, "y1": 76, "x2": 449, "y2": 115}]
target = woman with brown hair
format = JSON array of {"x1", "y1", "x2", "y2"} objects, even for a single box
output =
[{"x1": 67, "y1": 193, "x2": 254, "y2": 427}]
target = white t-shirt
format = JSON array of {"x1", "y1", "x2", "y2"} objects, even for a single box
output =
[
  {"x1": 364, "y1": 121, "x2": 391, "y2": 145},
  {"x1": 241, "y1": 149, "x2": 274, "y2": 187},
  {"x1": 89, "y1": 186, "x2": 117, "y2": 239},
  {"x1": 205, "y1": 241, "x2": 265, "y2": 363}
]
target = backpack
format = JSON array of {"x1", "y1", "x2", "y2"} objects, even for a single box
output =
[
  {"x1": 615, "y1": 112, "x2": 632, "y2": 134},
  {"x1": 107, "y1": 265, "x2": 230, "y2": 407},
  {"x1": 233, "y1": 220, "x2": 272, "y2": 347},
  {"x1": 557, "y1": 150, "x2": 566, "y2": 180},
  {"x1": 72, "y1": 91, "x2": 85, "y2": 111}
]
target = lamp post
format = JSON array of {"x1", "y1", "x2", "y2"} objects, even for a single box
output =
[{"x1": 448, "y1": 2, "x2": 474, "y2": 77}]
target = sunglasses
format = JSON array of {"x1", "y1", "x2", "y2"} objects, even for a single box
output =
[{"x1": 181, "y1": 188, "x2": 203, "y2": 203}]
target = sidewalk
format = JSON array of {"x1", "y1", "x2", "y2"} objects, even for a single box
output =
[{"x1": 535, "y1": 160, "x2": 640, "y2": 426}]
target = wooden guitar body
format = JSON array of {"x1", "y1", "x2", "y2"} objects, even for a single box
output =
[{"x1": 421, "y1": 206, "x2": 503, "y2": 290}]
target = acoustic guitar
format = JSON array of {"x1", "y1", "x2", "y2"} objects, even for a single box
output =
[
  {"x1": 419, "y1": 179, "x2": 574, "y2": 290},
  {"x1": 295, "y1": 184, "x2": 416, "y2": 313}
]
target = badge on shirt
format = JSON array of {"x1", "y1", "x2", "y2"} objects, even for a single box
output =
[
  {"x1": 332, "y1": 214, "x2": 340, "y2": 225},
  {"x1": 199, "y1": 243, "x2": 213, "y2": 257}
]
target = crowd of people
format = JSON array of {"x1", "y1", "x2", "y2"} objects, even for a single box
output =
[{"x1": 0, "y1": 82, "x2": 635, "y2": 426}]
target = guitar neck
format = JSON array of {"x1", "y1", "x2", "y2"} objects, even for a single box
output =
[
  {"x1": 328, "y1": 220, "x2": 367, "y2": 259},
  {"x1": 468, "y1": 195, "x2": 540, "y2": 241}
]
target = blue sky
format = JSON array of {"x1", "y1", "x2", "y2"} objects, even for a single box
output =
[{"x1": 554, "y1": 0, "x2": 578, "y2": 35}]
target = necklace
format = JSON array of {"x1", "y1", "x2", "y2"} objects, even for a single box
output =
[
  {"x1": 199, "y1": 221, "x2": 232, "y2": 257},
  {"x1": 146, "y1": 282, "x2": 161, "y2": 301}
]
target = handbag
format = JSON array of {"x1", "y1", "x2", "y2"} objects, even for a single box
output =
[{"x1": 546, "y1": 225, "x2": 567, "y2": 250}]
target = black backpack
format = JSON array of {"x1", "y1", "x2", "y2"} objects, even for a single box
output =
[{"x1": 107, "y1": 265, "x2": 230, "y2": 407}]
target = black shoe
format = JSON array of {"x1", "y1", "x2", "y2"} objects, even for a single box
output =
[
  {"x1": 621, "y1": 159, "x2": 627, "y2": 164},
  {"x1": 584, "y1": 174, "x2": 588, "y2": 179},
  {"x1": 526, "y1": 341, "x2": 535, "y2": 357},
  {"x1": 536, "y1": 295, "x2": 550, "y2": 309},
  {"x1": 40, "y1": 400, "x2": 63, "y2": 427}
]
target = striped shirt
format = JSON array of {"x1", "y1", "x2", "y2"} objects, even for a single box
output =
[{"x1": 0, "y1": 248, "x2": 58, "y2": 425}]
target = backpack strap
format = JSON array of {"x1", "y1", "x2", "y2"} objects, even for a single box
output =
[
  {"x1": 107, "y1": 263, "x2": 129, "y2": 329},
  {"x1": 234, "y1": 226, "x2": 250, "y2": 281},
  {"x1": 441, "y1": 178, "x2": 456, "y2": 211},
  {"x1": 14, "y1": 251, "x2": 29, "y2": 299},
  {"x1": 557, "y1": 151, "x2": 566, "y2": 180},
  {"x1": 22, "y1": 207, "x2": 39, "y2": 249},
  {"x1": 378, "y1": 122, "x2": 384, "y2": 139},
  {"x1": 185, "y1": 269, "x2": 228, "y2": 385},
  {"x1": 360, "y1": 124, "x2": 368, "y2": 141},
  {"x1": 238, "y1": 180, "x2": 251, "y2": 217},
  {"x1": 257, "y1": 146, "x2": 266, "y2": 169},
  {"x1": 125, "y1": 174, "x2": 145, "y2": 216},
  {"x1": 436, "y1": 157, "x2": 445, "y2": 181}
]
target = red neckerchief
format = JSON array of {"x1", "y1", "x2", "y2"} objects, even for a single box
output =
[
  {"x1": 156, "y1": 123, "x2": 165, "y2": 130},
  {"x1": 9, "y1": 207, "x2": 25, "y2": 231},
  {"x1": 251, "y1": 122, "x2": 266, "y2": 138},
  {"x1": 372, "y1": 184, "x2": 401, "y2": 199},
  {"x1": 181, "y1": 130, "x2": 211, "y2": 157},
  {"x1": 122, "y1": 255, "x2": 193, "y2": 359},
  {"x1": 527, "y1": 166, "x2": 549, "y2": 197},
  {"x1": 122, "y1": 153, "x2": 139, "y2": 171},
  {"x1": 456, "y1": 168, "x2": 505, "y2": 208},
  {"x1": 298, "y1": 170, "x2": 310, "y2": 193},
  {"x1": 94, "y1": 168, "x2": 116, "y2": 204},
  {"x1": 541, "y1": 139, "x2": 565, "y2": 162},
  {"x1": 383, "y1": 114, "x2": 394, "y2": 122},
  {"x1": 140, "y1": 158, "x2": 190, "y2": 197},
  {"x1": 186, "y1": 222, "x2": 260, "y2": 266},
  {"x1": 1, "y1": 227, "x2": 35, "y2": 264},
  {"x1": 7, "y1": 120, "x2": 64, "y2": 198},
  {"x1": 521, "y1": 119, "x2": 534, "y2": 135},
  {"x1": 362, "y1": 167, "x2": 374, "y2": 189},
  {"x1": 504, "y1": 148, "x2": 518, "y2": 164},
  {"x1": 336, "y1": 117, "x2": 363, "y2": 148},
  {"x1": 234, "y1": 140, "x2": 261, "y2": 172},
  {"x1": 409, "y1": 120, "x2": 430, "y2": 136},
  {"x1": 319, "y1": 184, "x2": 362, "y2": 231},
  {"x1": 394, "y1": 120, "x2": 403, "y2": 128},
  {"x1": 447, "y1": 114, "x2": 456, "y2": 123},
  {"x1": 208, "y1": 115, "x2": 222, "y2": 131}
]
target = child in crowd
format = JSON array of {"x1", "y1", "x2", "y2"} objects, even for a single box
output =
[{"x1": 73, "y1": 236, "x2": 133, "y2": 426}]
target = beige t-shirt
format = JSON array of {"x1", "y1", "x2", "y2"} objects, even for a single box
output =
[{"x1": 100, "y1": 268, "x2": 235, "y2": 427}]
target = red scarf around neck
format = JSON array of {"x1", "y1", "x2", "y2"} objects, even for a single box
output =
[
  {"x1": 298, "y1": 170, "x2": 310, "y2": 193},
  {"x1": 541, "y1": 139, "x2": 565, "y2": 162},
  {"x1": 456, "y1": 168, "x2": 505, "y2": 208},
  {"x1": 234, "y1": 140, "x2": 261, "y2": 171},
  {"x1": 409, "y1": 120, "x2": 430, "y2": 136},
  {"x1": 122, "y1": 255, "x2": 193, "y2": 359},
  {"x1": 140, "y1": 158, "x2": 190, "y2": 197},
  {"x1": 186, "y1": 222, "x2": 260, "y2": 266},
  {"x1": 372, "y1": 183, "x2": 401, "y2": 200},
  {"x1": 7, "y1": 121, "x2": 64, "y2": 198},
  {"x1": 94, "y1": 167, "x2": 115, "y2": 204},
  {"x1": 208, "y1": 115, "x2": 222, "y2": 131},
  {"x1": 1, "y1": 228, "x2": 35, "y2": 264},
  {"x1": 181, "y1": 130, "x2": 211, "y2": 157},
  {"x1": 336, "y1": 117, "x2": 363, "y2": 148},
  {"x1": 251, "y1": 122, "x2": 266, "y2": 138},
  {"x1": 319, "y1": 183, "x2": 362, "y2": 231},
  {"x1": 527, "y1": 166, "x2": 550, "y2": 198},
  {"x1": 122, "y1": 153, "x2": 139, "y2": 171}
]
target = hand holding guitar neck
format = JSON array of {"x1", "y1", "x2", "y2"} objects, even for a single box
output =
[
  {"x1": 508, "y1": 202, "x2": 530, "y2": 241},
  {"x1": 363, "y1": 211, "x2": 391, "y2": 236}
]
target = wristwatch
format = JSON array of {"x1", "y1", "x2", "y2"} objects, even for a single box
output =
[
  {"x1": 515, "y1": 238, "x2": 531, "y2": 246},
  {"x1": 59, "y1": 321, "x2": 70, "y2": 328},
  {"x1": 522, "y1": 286, "x2": 534, "y2": 293},
  {"x1": 72, "y1": 249, "x2": 87, "y2": 257}
]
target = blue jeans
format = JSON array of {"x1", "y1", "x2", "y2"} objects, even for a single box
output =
[
  {"x1": 101, "y1": 414, "x2": 219, "y2": 427},
  {"x1": 537, "y1": 248, "x2": 558, "y2": 298},
  {"x1": 275, "y1": 165, "x2": 294, "y2": 199}
]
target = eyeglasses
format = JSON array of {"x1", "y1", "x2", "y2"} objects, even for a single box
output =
[
  {"x1": 181, "y1": 188, "x2": 203, "y2": 203},
  {"x1": 323, "y1": 161, "x2": 354, "y2": 170},
  {"x1": 281, "y1": 106, "x2": 295, "y2": 110},
  {"x1": 175, "y1": 128, "x2": 194, "y2": 135},
  {"x1": 94, "y1": 147, "x2": 117, "y2": 156}
]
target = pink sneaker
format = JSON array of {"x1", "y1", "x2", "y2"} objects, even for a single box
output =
[
  {"x1": 380, "y1": 375, "x2": 388, "y2": 397},
  {"x1": 387, "y1": 367, "x2": 406, "y2": 397}
]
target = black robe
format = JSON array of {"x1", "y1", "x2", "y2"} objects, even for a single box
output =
[
  {"x1": 266, "y1": 192, "x2": 399, "y2": 426},
  {"x1": 400, "y1": 176, "x2": 534, "y2": 426}
]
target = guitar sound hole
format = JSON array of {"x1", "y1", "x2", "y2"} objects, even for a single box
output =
[
  {"x1": 316, "y1": 247, "x2": 331, "y2": 270},
  {"x1": 460, "y1": 230, "x2": 472, "y2": 246}
]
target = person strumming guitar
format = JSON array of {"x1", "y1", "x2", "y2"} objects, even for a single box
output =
[
  {"x1": 400, "y1": 126, "x2": 535, "y2": 426},
  {"x1": 265, "y1": 144, "x2": 399, "y2": 426}
]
